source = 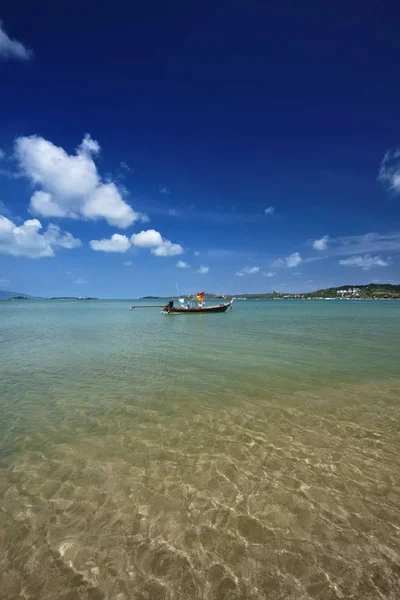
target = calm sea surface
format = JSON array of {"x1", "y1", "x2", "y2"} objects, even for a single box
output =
[{"x1": 1, "y1": 299, "x2": 400, "y2": 599}]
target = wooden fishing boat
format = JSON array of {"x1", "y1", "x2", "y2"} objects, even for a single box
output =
[
  {"x1": 130, "y1": 291, "x2": 234, "y2": 314},
  {"x1": 162, "y1": 299, "x2": 233, "y2": 314}
]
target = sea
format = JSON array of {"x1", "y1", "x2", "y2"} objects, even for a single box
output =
[{"x1": 0, "y1": 299, "x2": 400, "y2": 600}]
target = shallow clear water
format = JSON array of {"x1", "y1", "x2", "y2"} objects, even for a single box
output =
[{"x1": 1, "y1": 299, "x2": 400, "y2": 599}]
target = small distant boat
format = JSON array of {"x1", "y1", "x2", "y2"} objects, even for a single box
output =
[{"x1": 162, "y1": 299, "x2": 234, "y2": 314}]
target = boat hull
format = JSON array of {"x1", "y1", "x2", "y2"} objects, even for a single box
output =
[{"x1": 163, "y1": 301, "x2": 233, "y2": 314}]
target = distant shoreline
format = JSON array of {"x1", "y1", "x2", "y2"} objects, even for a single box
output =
[{"x1": 1, "y1": 283, "x2": 399, "y2": 301}]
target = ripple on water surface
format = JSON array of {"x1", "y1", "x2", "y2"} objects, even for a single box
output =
[
  {"x1": 1, "y1": 379, "x2": 400, "y2": 599},
  {"x1": 1, "y1": 300, "x2": 400, "y2": 599}
]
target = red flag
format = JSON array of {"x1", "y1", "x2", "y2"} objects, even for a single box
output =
[{"x1": 197, "y1": 291, "x2": 205, "y2": 297}]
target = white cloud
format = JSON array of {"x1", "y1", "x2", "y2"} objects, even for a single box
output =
[
  {"x1": 285, "y1": 252, "x2": 302, "y2": 267},
  {"x1": 0, "y1": 278, "x2": 10, "y2": 286},
  {"x1": 0, "y1": 21, "x2": 32, "y2": 61},
  {"x1": 304, "y1": 231, "x2": 400, "y2": 263},
  {"x1": 90, "y1": 234, "x2": 130, "y2": 253},
  {"x1": 264, "y1": 206, "x2": 275, "y2": 215},
  {"x1": 0, "y1": 149, "x2": 5, "y2": 160},
  {"x1": 235, "y1": 266, "x2": 260, "y2": 276},
  {"x1": 75, "y1": 278, "x2": 87, "y2": 285},
  {"x1": 263, "y1": 271, "x2": 276, "y2": 277},
  {"x1": 378, "y1": 149, "x2": 400, "y2": 194},
  {"x1": 152, "y1": 240, "x2": 183, "y2": 257},
  {"x1": 339, "y1": 254, "x2": 389, "y2": 271},
  {"x1": 194, "y1": 250, "x2": 200, "y2": 256},
  {"x1": 0, "y1": 216, "x2": 81, "y2": 258},
  {"x1": 273, "y1": 252, "x2": 302, "y2": 268},
  {"x1": 79, "y1": 135, "x2": 100, "y2": 155},
  {"x1": 198, "y1": 265, "x2": 209, "y2": 274},
  {"x1": 176, "y1": 260, "x2": 190, "y2": 268},
  {"x1": 159, "y1": 185, "x2": 170, "y2": 195},
  {"x1": 312, "y1": 235, "x2": 329, "y2": 251},
  {"x1": 131, "y1": 228, "x2": 184, "y2": 257},
  {"x1": 83, "y1": 183, "x2": 141, "y2": 227},
  {"x1": 168, "y1": 208, "x2": 181, "y2": 217},
  {"x1": 131, "y1": 229, "x2": 163, "y2": 248},
  {"x1": 15, "y1": 134, "x2": 145, "y2": 228},
  {"x1": 123, "y1": 261, "x2": 132, "y2": 266}
]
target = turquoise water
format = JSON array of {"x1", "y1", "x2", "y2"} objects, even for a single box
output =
[{"x1": 1, "y1": 300, "x2": 400, "y2": 599}]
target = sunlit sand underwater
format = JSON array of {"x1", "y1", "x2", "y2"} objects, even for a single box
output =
[{"x1": 1, "y1": 299, "x2": 400, "y2": 599}]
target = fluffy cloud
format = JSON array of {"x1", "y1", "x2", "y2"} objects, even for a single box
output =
[
  {"x1": 15, "y1": 134, "x2": 146, "y2": 228},
  {"x1": 131, "y1": 229, "x2": 183, "y2": 257},
  {"x1": 75, "y1": 278, "x2": 87, "y2": 285},
  {"x1": 90, "y1": 234, "x2": 131, "y2": 253},
  {"x1": 198, "y1": 265, "x2": 209, "y2": 274},
  {"x1": 131, "y1": 229, "x2": 163, "y2": 248},
  {"x1": 235, "y1": 266, "x2": 260, "y2": 276},
  {"x1": 152, "y1": 241, "x2": 183, "y2": 257},
  {"x1": 0, "y1": 21, "x2": 32, "y2": 61},
  {"x1": 378, "y1": 149, "x2": 400, "y2": 194},
  {"x1": 264, "y1": 206, "x2": 275, "y2": 215},
  {"x1": 273, "y1": 252, "x2": 302, "y2": 268},
  {"x1": 312, "y1": 235, "x2": 329, "y2": 251},
  {"x1": 86, "y1": 228, "x2": 184, "y2": 258},
  {"x1": 0, "y1": 216, "x2": 81, "y2": 258},
  {"x1": 339, "y1": 254, "x2": 389, "y2": 271},
  {"x1": 176, "y1": 260, "x2": 190, "y2": 268},
  {"x1": 263, "y1": 271, "x2": 276, "y2": 277}
]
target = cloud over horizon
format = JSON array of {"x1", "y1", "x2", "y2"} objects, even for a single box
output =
[
  {"x1": 236, "y1": 266, "x2": 260, "y2": 276},
  {"x1": 0, "y1": 216, "x2": 81, "y2": 258},
  {"x1": 273, "y1": 252, "x2": 302, "y2": 268},
  {"x1": 339, "y1": 254, "x2": 389, "y2": 271}
]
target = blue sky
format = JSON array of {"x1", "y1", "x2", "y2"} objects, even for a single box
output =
[{"x1": 0, "y1": 2, "x2": 399, "y2": 298}]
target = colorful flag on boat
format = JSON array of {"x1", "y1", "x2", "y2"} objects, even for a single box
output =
[{"x1": 196, "y1": 291, "x2": 205, "y2": 304}]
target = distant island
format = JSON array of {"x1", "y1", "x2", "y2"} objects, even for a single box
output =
[{"x1": 0, "y1": 289, "x2": 43, "y2": 300}]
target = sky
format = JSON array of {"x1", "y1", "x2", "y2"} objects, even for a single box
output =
[{"x1": 0, "y1": 1, "x2": 399, "y2": 298}]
